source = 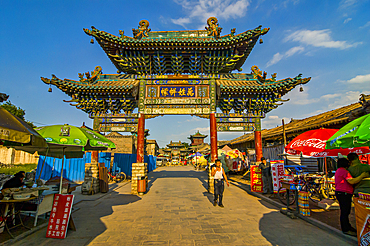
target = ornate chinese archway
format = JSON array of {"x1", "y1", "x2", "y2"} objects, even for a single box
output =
[{"x1": 42, "y1": 18, "x2": 310, "y2": 194}]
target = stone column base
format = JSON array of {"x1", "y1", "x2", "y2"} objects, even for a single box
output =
[
  {"x1": 84, "y1": 162, "x2": 100, "y2": 194},
  {"x1": 208, "y1": 162, "x2": 214, "y2": 194},
  {"x1": 131, "y1": 162, "x2": 148, "y2": 195}
]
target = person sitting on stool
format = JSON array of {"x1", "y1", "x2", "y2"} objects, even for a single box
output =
[
  {"x1": 259, "y1": 157, "x2": 273, "y2": 194},
  {"x1": 211, "y1": 159, "x2": 229, "y2": 207}
]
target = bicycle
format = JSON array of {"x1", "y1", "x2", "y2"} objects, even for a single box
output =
[
  {"x1": 315, "y1": 173, "x2": 336, "y2": 199},
  {"x1": 108, "y1": 169, "x2": 126, "y2": 183},
  {"x1": 277, "y1": 173, "x2": 323, "y2": 205}
]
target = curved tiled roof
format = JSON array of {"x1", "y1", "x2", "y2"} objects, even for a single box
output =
[
  {"x1": 226, "y1": 95, "x2": 370, "y2": 146},
  {"x1": 83, "y1": 20, "x2": 269, "y2": 74}
]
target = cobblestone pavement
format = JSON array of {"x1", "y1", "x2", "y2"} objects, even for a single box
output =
[{"x1": 11, "y1": 166, "x2": 355, "y2": 246}]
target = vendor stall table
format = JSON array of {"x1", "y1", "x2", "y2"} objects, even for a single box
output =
[
  {"x1": 0, "y1": 197, "x2": 36, "y2": 238},
  {"x1": 21, "y1": 193, "x2": 54, "y2": 226},
  {"x1": 45, "y1": 176, "x2": 80, "y2": 194},
  {"x1": 281, "y1": 182, "x2": 301, "y2": 215}
]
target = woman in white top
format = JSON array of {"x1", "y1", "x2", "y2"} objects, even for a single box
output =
[{"x1": 211, "y1": 159, "x2": 229, "y2": 207}]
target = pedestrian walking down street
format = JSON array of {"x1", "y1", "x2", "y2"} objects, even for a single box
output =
[
  {"x1": 211, "y1": 159, "x2": 229, "y2": 207},
  {"x1": 259, "y1": 157, "x2": 273, "y2": 194}
]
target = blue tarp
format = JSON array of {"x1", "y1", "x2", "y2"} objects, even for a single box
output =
[
  {"x1": 113, "y1": 154, "x2": 156, "y2": 177},
  {"x1": 36, "y1": 152, "x2": 155, "y2": 182},
  {"x1": 36, "y1": 152, "x2": 111, "y2": 183}
]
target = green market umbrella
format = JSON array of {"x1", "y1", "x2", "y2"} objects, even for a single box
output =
[
  {"x1": 0, "y1": 106, "x2": 47, "y2": 149},
  {"x1": 326, "y1": 113, "x2": 370, "y2": 149},
  {"x1": 36, "y1": 124, "x2": 116, "y2": 158},
  {"x1": 35, "y1": 124, "x2": 116, "y2": 193}
]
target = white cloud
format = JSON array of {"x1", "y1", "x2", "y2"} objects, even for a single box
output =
[
  {"x1": 306, "y1": 91, "x2": 370, "y2": 117},
  {"x1": 347, "y1": 74, "x2": 370, "y2": 84},
  {"x1": 190, "y1": 126, "x2": 210, "y2": 133},
  {"x1": 267, "y1": 53, "x2": 283, "y2": 67},
  {"x1": 171, "y1": 17, "x2": 191, "y2": 29},
  {"x1": 339, "y1": 0, "x2": 358, "y2": 10},
  {"x1": 360, "y1": 21, "x2": 370, "y2": 29},
  {"x1": 262, "y1": 115, "x2": 291, "y2": 129},
  {"x1": 343, "y1": 17, "x2": 352, "y2": 24},
  {"x1": 320, "y1": 93, "x2": 341, "y2": 100},
  {"x1": 284, "y1": 87, "x2": 320, "y2": 105},
  {"x1": 267, "y1": 46, "x2": 304, "y2": 67},
  {"x1": 171, "y1": 0, "x2": 250, "y2": 28},
  {"x1": 285, "y1": 29, "x2": 362, "y2": 50}
]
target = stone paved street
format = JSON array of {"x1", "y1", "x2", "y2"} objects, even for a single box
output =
[{"x1": 12, "y1": 166, "x2": 355, "y2": 246}]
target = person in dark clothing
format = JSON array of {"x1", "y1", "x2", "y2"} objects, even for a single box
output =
[
  {"x1": 2, "y1": 171, "x2": 25, "y2": 189},
  {"x1": 259, "y1": 157, "x2": 273, "y2": 194}
]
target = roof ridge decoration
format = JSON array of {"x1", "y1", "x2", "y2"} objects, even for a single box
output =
[
  {"x1": 251, "y1": 66, "x2": 277, "y2": 84},
  {"x1": 205, "y1": 17, "x2": 222, "y2": 38},
  {"x1": 41, "y1": 66, "x2": 103, "y2": 87},
  {"x1": 83, "y1": 18, "x2": 270, "y2": 75},
  {"x1": 132, "y1": 20, "x2": 151, "y2": 40}
]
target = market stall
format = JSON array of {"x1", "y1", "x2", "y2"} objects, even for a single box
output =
[{"x1": 224, "y1": 149, "x2": 247, "y2": 173}]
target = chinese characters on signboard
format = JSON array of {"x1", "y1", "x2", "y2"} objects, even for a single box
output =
[
  {"x1": 146, "y1": 86, "x2": 209, "y2": 98},
  {"x1": 160, "y1": 86, "x2": 195, "y2": 97},
  {"x1": 46, "y1": 194, "x2": 74, "y2": 239},
  {"x1": 270, "y1": 160, "x2": 285, "y2": 194},
  {"x1": 251, "y1": 166, "x2": 263, "y2": 193}
]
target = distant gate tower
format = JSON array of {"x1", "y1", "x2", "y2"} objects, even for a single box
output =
[
  {"x1": 189, "y1": 131, "x2": 207, "y2": 146},
  {"x1": 42, "y1": 17, "x2": 310, "y2": 194}
]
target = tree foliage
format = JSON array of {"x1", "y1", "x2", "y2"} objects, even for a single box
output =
[{"x1": 0, "y1": 101, "x2": 36, "y2": 128}]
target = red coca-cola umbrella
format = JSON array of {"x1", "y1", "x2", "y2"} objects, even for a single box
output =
[{"x1": 285, "y1": 129, "x2": 370, "y2": 157}]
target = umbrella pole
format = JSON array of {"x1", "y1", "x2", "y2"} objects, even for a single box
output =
[
  {"x1": 59, "y1": 148, "x2": 66, "y2": 194},
  {"x1": 37, "y1": 147, "x2": 50, "y2": 182},
  {"x1": 324, "y1": 157, "x2": 328, "y2": 190}
]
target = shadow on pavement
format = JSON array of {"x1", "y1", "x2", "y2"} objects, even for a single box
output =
[
  {"x1": 202, "y1": 191, "x2": 214, "y2": 204},
  {"x1": 147, "y1": 168, "x2": 209, "y2": 191},
  {"x1": 7, "y1": 188, "x2": 141, "y2": 246},
  {"x1": 75, "y1": 189, "x2": 142, "y2": 245}
]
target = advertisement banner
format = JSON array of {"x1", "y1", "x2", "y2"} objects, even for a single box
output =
[
  {"x1": 46, "y1": 194, "x2": 74, "y2": 239},
  {"x1": 354, "y1": 198, "x2": 370, "y2": 245},
  {"x1": 271, "y1": 161, "x2": 285, "y2": 194},
  {"x1": 251, "y1": 165, "x2": 263, "y2": 193}
]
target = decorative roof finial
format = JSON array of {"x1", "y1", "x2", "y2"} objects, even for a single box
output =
[
  {"x1": 119, "y1": 30, "x2": 124, "y2": 38},
  {"x1": 132, "y1": 20, "x2": 151, "y2": 39},
  {"x1": 205, "y1": 17, "x2": 222, "y2": 38}
]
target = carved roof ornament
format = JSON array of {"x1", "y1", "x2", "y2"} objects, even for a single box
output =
[
  {"x1": 205, "y1": 17, "x2": 222, "y2": 38},
  {"x1": 0, "y1": 93, "x2": 9, "y2": 102},
  {"x1": 251, "y1": 65, "x2": 277, "y2": 83},
  {"x1": 132, "y1": 20, "x2": 151, "y2": 39}
]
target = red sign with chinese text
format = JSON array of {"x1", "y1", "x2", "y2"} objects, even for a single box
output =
[
  {"x1": 46, "y1": 194, "x2": 74, "y2": 239},
  {"x1": 251, "y1": 165, "x2": 263, "y2": 193},
  {"x1": 271, "y1": 161, "x2": 285, "y2": 194}
]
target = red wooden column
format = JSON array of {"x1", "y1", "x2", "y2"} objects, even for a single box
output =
[
  {"x1": 210, "y1": 113, "x2": 218, "y2": 162},
  {"x1": 136, "y1": 114, "x2": 145, "y2": 163},
  {"x1": 254, "y1": 118, "x2": 263, "y2": 161}
]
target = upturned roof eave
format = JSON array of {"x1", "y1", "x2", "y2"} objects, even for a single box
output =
[{"x1": 84, "y1": 25, "x2": 269, "y2": 47}]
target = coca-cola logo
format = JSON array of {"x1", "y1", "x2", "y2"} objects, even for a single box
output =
[
  {"x1": 312, "y1": 152, "x2": 328, "y2": 157},
  {"x1": 289, "y1": 138, "x2": 326, "y2": 149}
]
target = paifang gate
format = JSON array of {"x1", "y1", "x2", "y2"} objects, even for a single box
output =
[{"x1": 41, "y1": 17, "x2": 311, "y2": 194}]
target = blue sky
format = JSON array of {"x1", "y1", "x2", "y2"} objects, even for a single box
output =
[{"x1": 1, "y1": 0, "x2": 369, "y2": 148}]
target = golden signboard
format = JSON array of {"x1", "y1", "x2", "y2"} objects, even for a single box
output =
[{"x1": 144, "y1": 107, "x2": 210, "y2": 115}]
